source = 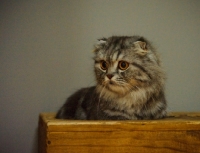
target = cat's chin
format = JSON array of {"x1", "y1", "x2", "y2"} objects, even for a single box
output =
[
  {"x1": 108, "y1": 85, "x2": 128, "y2": 95},
  {"x1": 97, "y1": 84, "x2": 129, "y2": 97}
]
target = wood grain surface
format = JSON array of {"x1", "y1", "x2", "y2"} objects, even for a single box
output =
[{"x1": 38, "y1": 112, "x2": 200, "y2": 153}]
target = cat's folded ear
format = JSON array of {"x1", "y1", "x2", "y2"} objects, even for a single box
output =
[
  {"x1": 93, "y1": 38, "x2": 107, "y2": 52},
  {"x1": 134, "y1": 41, "x2": 148, "y2": 56}
]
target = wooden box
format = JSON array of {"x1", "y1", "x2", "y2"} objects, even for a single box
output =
[{"x1": 38, "y1": 112, "x2": 200, "y2": 153}]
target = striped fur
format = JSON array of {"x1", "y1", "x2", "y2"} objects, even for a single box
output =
[{"x1": 56, "y1": 36, "x2": 167, "y2": 120}]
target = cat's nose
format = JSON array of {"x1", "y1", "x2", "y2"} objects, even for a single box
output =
[{"x1": 106, "y1": 74, "x2": 113, "y2": 79}]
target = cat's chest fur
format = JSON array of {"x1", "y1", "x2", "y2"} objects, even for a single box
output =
[{"x1": 96, "y1": 86, "x2": 148, "y2": 119}]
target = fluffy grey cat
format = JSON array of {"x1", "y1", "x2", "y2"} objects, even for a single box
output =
[{"x1": 56, "y1": 36, "x2": 166, "y2": 120}]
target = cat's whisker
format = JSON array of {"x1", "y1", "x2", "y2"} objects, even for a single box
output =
[
  {"x1": 99, "y1": 85, "x2": 106, "y2": 100},
  {"x1": 124, "y1": 84, "x2": 139, "y2": 101},
  {"x1": 97, "y1": 85, "x2": 106, "y2": 113},
  {"x1": 119, "y1": 85, "x2": 126, "y2": 95}
]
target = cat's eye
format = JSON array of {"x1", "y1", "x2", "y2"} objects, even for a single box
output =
[
  {"x1": 100, "y1": 60, "x2": 108, "y2": 70},
  {"x1": 118, "y1": 61, "x2": 129, "y2": 70}
]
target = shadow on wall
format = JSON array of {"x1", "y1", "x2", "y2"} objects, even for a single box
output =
[{"x1": 32, "y1": 128, "x2": 38, "y2": 153}]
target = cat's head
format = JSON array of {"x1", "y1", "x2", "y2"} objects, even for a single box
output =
[{"x1": 93, "y1": 36, "x2": 164, "y2": 96}]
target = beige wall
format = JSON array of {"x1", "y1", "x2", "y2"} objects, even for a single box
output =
[{"x1": 1, "y1": 0, "x2": 200, "y2": 152}]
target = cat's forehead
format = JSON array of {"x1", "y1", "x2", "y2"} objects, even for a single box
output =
[
  {"x1": 94, "y1": 35, "x2": 154, "y2": 62},
  {"x1": 106, "y1": 36, "x2": 136, "y2": 50},
  {"x1": 95, "y1": 49, "x2": 132, "y2": 62}
]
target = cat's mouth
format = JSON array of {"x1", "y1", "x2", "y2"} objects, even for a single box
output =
[
  {"x1": 105, "y1": 80, "x2": 120, "y2": 87},
  {"x1": 108, "y1": 80, "x2": 115, "y2": 85},
  {"x1": 103, "y1": 80, "x2": 118, "y2": 89},
  {"x1": 103, "y1": 80, "x2": 129, "y2": 95}
]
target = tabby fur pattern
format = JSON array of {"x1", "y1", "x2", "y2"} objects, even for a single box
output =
[{"x1": 56, "y1": 36, "x2": 167, "y2": 120}]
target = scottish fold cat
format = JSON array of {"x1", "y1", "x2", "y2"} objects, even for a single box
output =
[{"x1": 56, "y1": 36, "x2": 166, "y2": 120}]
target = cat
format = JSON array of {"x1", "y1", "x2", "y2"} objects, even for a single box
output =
[{"x1": 56, "y1": 36, "x2": 167, "y2": 120}]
